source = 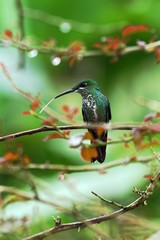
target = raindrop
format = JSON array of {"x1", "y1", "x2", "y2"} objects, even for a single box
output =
[
  {"x1": 51, "y1": 56, "x2": 61, "y2": 66},
  {"x1": 59, "y1": 22, "x2": 71, "y2": 33},
  {"x1": 27, "y1": 49, "x2": 38, "y2": 58},
  {"x1": 100, "y1": 36, "x2": 107, "y2": 42}
]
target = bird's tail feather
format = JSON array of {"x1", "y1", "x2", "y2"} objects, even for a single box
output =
[{"x1": 89, "y1": 130, "x2": 107, "y2": 163}]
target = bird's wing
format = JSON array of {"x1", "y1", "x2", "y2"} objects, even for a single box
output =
[
  {"x1": 106, "y1": 101, "x2": 111, "y2": 122},
  {"x1": 82, "y1": 108, "x2": 88, "y2": 123}
]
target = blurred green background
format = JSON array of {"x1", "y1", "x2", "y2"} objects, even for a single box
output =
[{"x1": 0, "y1": 0, "x2": 160, "y2": 239}]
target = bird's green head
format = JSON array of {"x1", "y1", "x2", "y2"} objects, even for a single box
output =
[
  {"x1": 40, "y1": 80, "x2": 100, "y2": 113},
  {"x1": 55, "y1": 79, "x2": 100, "y2": 99}
]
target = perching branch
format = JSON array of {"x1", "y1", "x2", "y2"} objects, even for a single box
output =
[
  {"x1": 23, "y1": 171, "x2": 159, "y2": 240},
  {"x1": 0, "y1": 123, "x2": 146, "y2": 142}
]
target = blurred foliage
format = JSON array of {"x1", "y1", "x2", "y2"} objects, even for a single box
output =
[{"x1": 1, "y1": 0, "x2": 160, "y2": 239}]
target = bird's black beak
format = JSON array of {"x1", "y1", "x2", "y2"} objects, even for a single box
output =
[{"x1": 55, "y1": 88, "x2": 76, "y2": 99}]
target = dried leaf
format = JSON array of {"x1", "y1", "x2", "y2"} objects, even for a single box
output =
[
  {"x1": 81, "y1": 146, "x2": 98, "y2": 162},
  {"x1": 121, "y1": 25, "x2": 150, "y2": 38}
]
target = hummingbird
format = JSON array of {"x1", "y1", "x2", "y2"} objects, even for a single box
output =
[{"x1": 54, "y1": 79, "x2": 111, "y2": 163}]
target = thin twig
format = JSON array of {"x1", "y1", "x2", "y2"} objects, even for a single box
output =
[
  {"x1": 91, "y1": 191, "x2": 124, "y2": 208},
  {"x1": 1, "y1": 38, "x2": 160, "y2": 59},
  {"x1": 1, "y1": 155, "x2": 155, "y2": 173},
  {"x1": 0, "y1": 185, "x2": 70, "y2": 212},
  {"x1": 23, "y1": 171, "x2": 159, "y2": 240}
]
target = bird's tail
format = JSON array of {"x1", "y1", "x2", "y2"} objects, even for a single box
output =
[{"x1": 89, "y1": 130, "x2": 107, "y2": 163}]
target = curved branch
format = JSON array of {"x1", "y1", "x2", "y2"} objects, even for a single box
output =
[{"x1": 24, "y1": 171, "x2": 159, "y2": 240}]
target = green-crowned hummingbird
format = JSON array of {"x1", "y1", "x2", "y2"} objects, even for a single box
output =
[{"x1": 40, "y1": 79, "x2": 111, "y2": 163}]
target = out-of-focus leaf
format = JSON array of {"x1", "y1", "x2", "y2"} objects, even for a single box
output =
[
  {"x1": 30, "y1": 98, "x2": 39, "y2": 110},
  {"x1": 121, "y1": 25, "x2": 150, "y2": 38},
  {"x1": 4, "y1": 30, "x2": 13, "y2": 39},
  {"x1": 81, "y1": 146, "x2": 98, "y2": 162}
]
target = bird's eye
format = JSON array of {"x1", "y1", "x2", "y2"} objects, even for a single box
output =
[{"x1": 81, "y1": 82, "x2": 87, "y2": 87}]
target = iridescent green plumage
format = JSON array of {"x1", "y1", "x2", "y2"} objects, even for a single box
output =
[{"x1": 55, "y1": 79, "x2": 111, "y2": 163}]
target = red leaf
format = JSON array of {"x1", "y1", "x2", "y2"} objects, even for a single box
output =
[
  {"x1": 43, "y1": 132, "x2": 63, "y2": 141},
  {"x1": 121, "y1": 25, "x2": 150, "y2": 38},
  {"x1": 144, "y1": 174, "x2": 154, "y2": 180},
  {"x1": 63, "y1": 130, "x2": 70, "y2": 137},
  {"x1": 67, "y1": 41, "x2": 84, "y2": 54},
  {"x1": 144, "y1": 173, "x2": 160, "y2": 180},
  {"x1": 94, "y1": 42, "x2": 103, "y2": 48},
  {"x1": 72, "y1": 107, "x2": 79, "y2": 115},
  {"x1": 144, "y1": 112, "x2": 157, "y2": 122},
  {"x1": 106, "y1": 37, "x2": 121, "y2": 51},
  {"x1": 62, "y1": 105, "x2": 70, "y2": 113},
  {"x1": 4, "y1": 152, "x2": 19, "y2": 162},
  {"x1": 30, "y1": 98, "x2": 39, "y2": 110},
  {"x1": 22, "y1": 110, "x2": 31, "y2": 115},
  {"x1": 42, "y1": 118, "x2": 57, "y2": 126},
  {"x1": 4, "y1": 30, "x2": 13, "y2": 39},
  {"x1": 81, "y1": 146, "x2": 98, "y2": 162},
  {"x1": 22, "y1": 156, "x2": 30, "y2": 165},
  {"x1": 43, "y1": 130, "x2": 69, "y2": 142}
]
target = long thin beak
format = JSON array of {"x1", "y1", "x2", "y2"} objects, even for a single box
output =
[
  {"x1": 55, "y1": 88, "x2": 75, "y2": 99},
  {"x1": 39, "y1": 88, "x2": 75, "y2": 114}
]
